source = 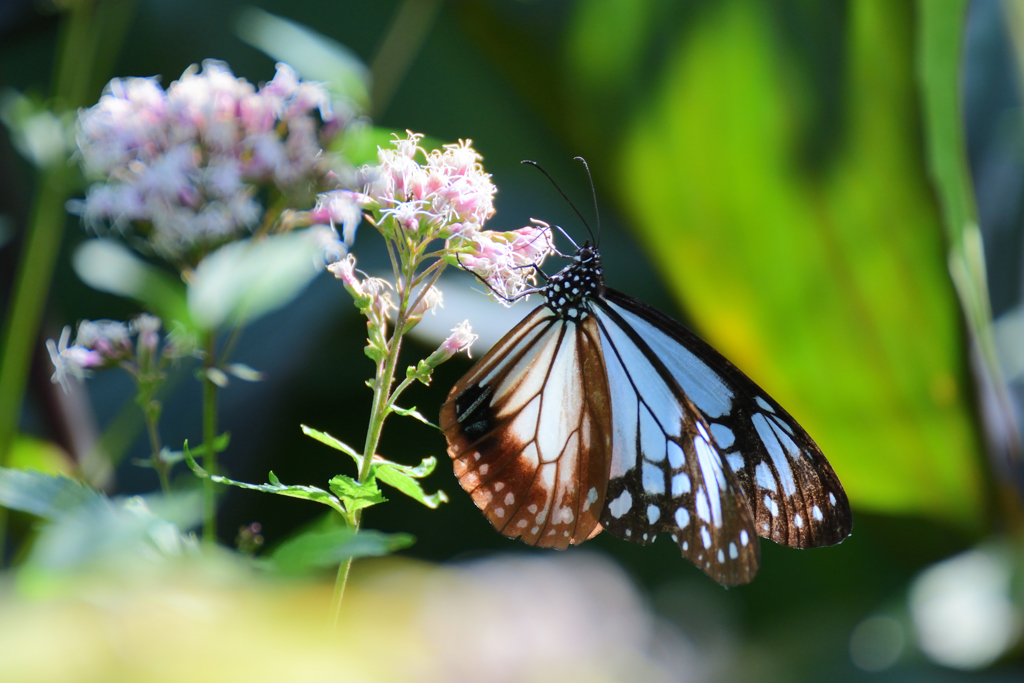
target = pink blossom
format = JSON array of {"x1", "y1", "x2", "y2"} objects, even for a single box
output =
[
  {"x1": 75, "y1": 60, "x2": 345, "y2": 261},
  {"x1": 440, "y1": 321, "x2": 477, "y2": 358}
]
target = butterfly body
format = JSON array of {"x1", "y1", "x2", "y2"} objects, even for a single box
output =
[{"x1": 441, "y1": 243, "x2": 851, "y2": 586}]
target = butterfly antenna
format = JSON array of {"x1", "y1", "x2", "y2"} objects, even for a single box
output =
[
  {"x1": 521, "y1": 160, "x2": 597, "y2": 245},
  {"x1": 573, "y1": 156, "x2": 601, "y2": 245}
]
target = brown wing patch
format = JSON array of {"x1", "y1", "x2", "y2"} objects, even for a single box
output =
[{"x1": 441, "y1": 312, "x2": 611, "y2": 550}]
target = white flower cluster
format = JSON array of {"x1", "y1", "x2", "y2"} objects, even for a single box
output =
[{"x1": 76, "y1": 60, "x2": 345, "y2": 260}]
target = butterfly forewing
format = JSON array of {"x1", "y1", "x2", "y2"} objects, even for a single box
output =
[
  {"x1": 599, "y1": 290, "x2": 853, "y2": 549},
  {"x1": 440, "y1": 308, "x2": 612, "y2": 549}
]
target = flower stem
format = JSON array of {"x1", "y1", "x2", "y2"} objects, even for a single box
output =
[
  {"x1": 202, "y1": 331, "x2": 219, "y2": 544},
  {"x1": 331, "y1": 260, "x2": 414, "y2": 628}
]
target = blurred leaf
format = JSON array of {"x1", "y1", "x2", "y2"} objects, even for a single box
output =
[
  {"x1": 301, "y1": 425, "x2": 448, "y2": 509},
  {"x1": 0, "y1": 89, "x2": 75, "y2": 168},
  {"x1": 26, "y1": 494, "x2": 201, "y2": 573},
  {"x1": 328, "y1": 474, "x2": 386, "y2": 514},
  {"x1": 267, "y1": 528, "x2": 413, "y2": 574},
  {"x1": 225, "y1": 363, "x2": 264, "y2": 382},
  {"x1": 916, "y1": 1, "x2": 1018, "y2": 482},
  {"x1": 0, "y1": 466, "x2": 100, "y2": 519},
  {"x1": 6, "y1": 435, "x2": 75, "y2": 476},
  {"x1": 73, "y1": 239, "x2": 192, "y2": 329},
  {"x1": 595, "y1": 0, "x2": 984, "y2": 524},
  {"x1": 235, "y1": 7, "x2": 371, "y2": 109},
  {"x1": 187, "y1": 231, "x2": 323, "y2": 331}
]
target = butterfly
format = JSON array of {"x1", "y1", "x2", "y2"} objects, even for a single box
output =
[{"x1": 440, "y1": 191, "x2": 851, "y2": 587}]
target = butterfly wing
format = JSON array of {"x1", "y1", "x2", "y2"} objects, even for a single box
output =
[
  {"x1": 592, "y1": 303, "x2": 761, "y2": 585},
  {"x1": 597, "y1": 289, "x2": 853, "y2": 549},
  {"x1": 440, "y1": 307, "x2": 612, "y2": 549}
]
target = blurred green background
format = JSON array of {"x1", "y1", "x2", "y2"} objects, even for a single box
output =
[{"x1": 3, "y1": 0, "x2": 1024, "y2": 681}]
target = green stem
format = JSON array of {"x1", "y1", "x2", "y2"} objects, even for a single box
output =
[
  {"x1": 144, "y1": 404, "x2": 169, "y2": 493},
  {"x1": 202, "y1": 332, "x2": 219, "y2": 543},
  {"x1": 331, "y1": 257, "x2": 415, "y2": 627}
]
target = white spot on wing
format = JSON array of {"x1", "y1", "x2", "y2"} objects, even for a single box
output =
[
  {"x1": 829, "y1": 492, "x2": 836, "y2": 506},
  {"x1": 794, "y1": 514, "x2": 803, "y2": 528},
  {"x1": 726, "y1": 453, "x2": 744, "y2": 472},
  {"x1": 813, "y1": 505, "x2": 823, "y2": 521},
  {"x1": 710, "y1": 423, "x2": 735, "y2": 449},
  {"x1": 586, "y1": 487, "x2": 598, "y2": 508},
  {"x1": 504, "y1": 492, "x2": 514, "y2": 505},
  {"x1": 729, "y1": 542, "x2": 738, "y2": 559},
  {"x1": 675, "y1": 508, "x2": 691, "y2": 529},
  {"x1": 717, "y1": 549, "x2": 725, "y2": 563},
  {"x1": 740, "y1": 529, "x2": 749, "y2": 546},
  {"x1": 755, "y1": 462, "x2": 776, "y2": 492},
  {"x1": 671, "y1": 473, "x2": 691, "y2": 496},
  {"x1": 755, "y1": 396, "x2": 775, "y2": 413},
  {"x1": 647, "y1": 504, "x2": 661, "y2": 524},
  {"x1": 642, "y1": 462, "x2": 666, "y2": 495},
  {"x1": 696, "y1": 490, "x2": 711, "y2": 523},
  {"x1": 608, "y1": 490, "x2": 632, "y2": 518},
  {"x1": 667, "y1": 441, "x2": 685, "y2": 469},
  {"x1": 701, "y1": 527, "x2": 712, "y2": 549}
]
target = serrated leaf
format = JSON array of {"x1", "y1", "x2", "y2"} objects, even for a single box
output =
[
  {"x1": 267, "y1": 528, "x2": 413, "y2": 574},
  {"x1": 391, "y1": 404, "x2": 440, "y2": 430},
  {"x1": 375, "y1": 460, "x2": 449, "y2": 510},
  {"x1": 0, "y1": 466, "x2": 101, "y2": 519},
  {"x1": 182, "y1": 442, "x2": 346, "y2": 515},
  {"x1": 328, "y1": 475, "x2": 385, "y2": 513},
  {"x1": 301, "y1": 425, "x2": 448, "y2": 508},
  {"x1": 212, "y1": 472, "x2": 347, "y2": 516}
]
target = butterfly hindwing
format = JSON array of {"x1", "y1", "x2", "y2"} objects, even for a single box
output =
[
  {"x1": 440, "y1": 308, "x2": 612, "y2": 549},
  {"x1": 594, "y1": 303, "x2": 760, "y2": 586},
  {"x1": 599, "y1": 289, "x2": 853, "y2": 549}
]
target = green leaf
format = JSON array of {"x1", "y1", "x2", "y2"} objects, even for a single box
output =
[
  {"x1": 0, "y1": 466, "x2": 100, "y2": 519},
  {"x1": 267, "y1": 528, "x2": 414, "y2": 574},
  {"x1": 300, "y1": 425, "x2": 362, "y2": 461},
  {"x1": 391, "y1": 404, "x2": 440, "y2": 430},
  {"x1": 183, "y1": 441, "x2": 346, "y2": 515},
  {"x1": 371, "y1": 456, "x2": 449, "y2": 510},
  {"x1": 187, "y1": 232, "x2": 323, "y2": 331},
  {"x1": 606, "y1": 1, "x2": 983, "y2": 526},
  {"x1": 234, "y1": 7, "x2": 371, "y2": 109},
  {"x1": 328, "y1": 475, "x2": 385, "y2": 513},
  {"x1": 300, "y1": 425, "x2": 449, "y2": 508}
]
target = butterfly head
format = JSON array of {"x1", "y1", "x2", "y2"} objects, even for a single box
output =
[{"x1": 545, "y1": 243, "x2": 604, "y2": 321}]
